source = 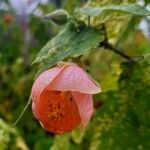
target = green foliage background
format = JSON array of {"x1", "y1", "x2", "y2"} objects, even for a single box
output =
[{"x1": 0, "y1": 0, "x2": 150, "y2": 150}]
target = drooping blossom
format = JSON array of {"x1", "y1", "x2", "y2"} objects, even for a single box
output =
[{"x1": 31, "y1": 63, "x2": 101, "y2": 134}]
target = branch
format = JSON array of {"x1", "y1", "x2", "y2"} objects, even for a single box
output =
[
  {"x1": 100, "y1": 41, "x2": 135, "y2": 62},
  {"x1": 99, "y1": 24, "x2": 135, "y2": 62}
]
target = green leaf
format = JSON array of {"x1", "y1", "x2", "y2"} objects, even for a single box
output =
[
  {"x1": 33, "y1": 22, "x2": 102, "y2": 70},
  {"x1": 50, "y1": 134, "x2": 70, "y2": 150},
  {"x1": 75, "y1": 4, "x2": 150, "y2": 17},
  {"x1": 43, "y1": 9, "x2": 70, "y2": 26},
  {"x1": 83, "y1": 61, "x2": 150, "y2": 150},
  {"x1": 71, "y1": 127, "x2": 85, "y2": 144}
]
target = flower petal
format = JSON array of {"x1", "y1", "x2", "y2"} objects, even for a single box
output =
[
  {"x1": 37, "y1": 90, "x2": 81, "y2": 134},
  {"x1": 72, "y1": 91, "x2": 93, "y2": 127},
  {"x1": 47, "y1": 64, "x2": 101, "y2": 94},
  {"x1": 31, "y1": 67, "x2": 64, "y2": 119},
  {"x1": 32, "y1": 100, "x2": 39, "y2": 119}
]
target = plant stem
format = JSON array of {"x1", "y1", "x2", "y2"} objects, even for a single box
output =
[
  {"x1": 100, "y1": 41, "x2": 135, "y2": 62},
  {"x1": 11, "y1": 95, "x2": 32, "y2": 127},
  {"x1": 99, "y1": 24, "x2": 135, "y2": 62}
]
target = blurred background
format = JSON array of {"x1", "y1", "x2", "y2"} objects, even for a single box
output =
[{"x1": 0, "y1": 0, "x2": 150, "y2": 150}]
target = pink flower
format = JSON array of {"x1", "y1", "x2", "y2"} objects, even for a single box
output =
[{"x1": 31, "y1": 63, "x2": 101, "y2": 134}]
